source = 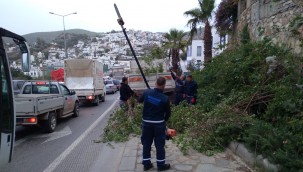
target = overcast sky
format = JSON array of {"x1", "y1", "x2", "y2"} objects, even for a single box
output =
[{"x1": 1, "y1": 0, "x2": 222, "y2": 35}]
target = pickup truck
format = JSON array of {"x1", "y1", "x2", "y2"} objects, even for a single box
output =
[
  {"x1": 128, "y1": 72, "x2": 175, "y2": 97},
  {"x1": 15, "y1": 81, "x2": 79, "y2": 133}
]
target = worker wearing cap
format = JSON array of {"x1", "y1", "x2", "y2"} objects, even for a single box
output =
[{"x1": 138, "y1": 77, "x2": 171, "y2": 171}]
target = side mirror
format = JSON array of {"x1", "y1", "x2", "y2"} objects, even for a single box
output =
[
  {"x1": 70, "y1": 90, "x2": 76, "y2": 95},
  {"x1": 14, "y1": 40, "x2": 30, "y2": 72}
]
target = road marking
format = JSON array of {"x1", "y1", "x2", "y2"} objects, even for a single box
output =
[
  {"x1": 43, "y1": 100, "x2": 118, "y2": 172},
  {"x1": 42, "y1": 126, "x2": 72, "y2": 144},
  {"x1": 14, "y1": 126, "x2": 72, "y2": 147}
]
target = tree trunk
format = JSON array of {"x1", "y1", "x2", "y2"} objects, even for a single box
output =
[
  {"x1": 171, "y1": 49, "x2": 179, "y2": 73},
  {"x1": 204, "y1": 20, "x2": 213, "y2": 63}
]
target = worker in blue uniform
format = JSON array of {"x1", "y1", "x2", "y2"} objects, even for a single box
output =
[
  {"x1": 169, "y1": 69, "x2": 185, "y2": 105},
  {"x1": 184, "y1": 75, "x2": 198, "y2": 105},
  {"x1": 138, "y1": 77, "x2": 171, "y2": 171}
]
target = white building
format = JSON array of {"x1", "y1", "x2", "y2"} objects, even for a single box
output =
[
  {"x1": 185, "y1": 28, "x2": 222, "y2": 69},
  {"x1": 186, "y1": 28, "x2": 204, "y2": 68}
]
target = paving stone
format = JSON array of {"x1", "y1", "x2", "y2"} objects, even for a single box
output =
[
  {"x1": 200, "y1": 154, "x2": 216, "y2": 164},
  {"x1": 195, "y1": 164, "x2": 229, "y2": 172},
  {"x1": 189, "y1": 155, "x2": 200, "y2": 160},
  {"x1": 215, "y1": 158, "x2": 231, "y2": 168},
  {"x1": 177, "y1": 156, "x2": 190, "y2": 163},
  {"x1": 183, "y1": 159, "x2": 200, "y2": 165},
  {"x1": 174, "y1": 164, "x2": 193, "y2": 171},
  {"x1": 124, "y1": 148, "x2": 137, "y2": 157},
  {"x1": 119, "y1": 157, "x2": 136, "y2": 171}
]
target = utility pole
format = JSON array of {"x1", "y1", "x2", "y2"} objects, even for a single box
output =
[{"x1": 49, "y1": 12, "x2": 77, "y2": 59}]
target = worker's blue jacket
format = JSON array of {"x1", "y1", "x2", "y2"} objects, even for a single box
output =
[
  {"x1": 184, "y1": 80, "x2": 198, "y2": 97},
  {"x1": 138, "y1": 88, "x2": 171, "y2": 123}
]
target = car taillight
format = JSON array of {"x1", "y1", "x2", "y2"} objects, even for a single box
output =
[
  {"x1": 87, "y1": 95, "x2": 94, "y2": 100},
  {"x1": 25, "y1": 117, "x2": 37, "y2": 124}
]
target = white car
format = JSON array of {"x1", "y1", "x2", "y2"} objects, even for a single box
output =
[{"x1": 105, "y1": 80, "x2": 117, "y2": 94}]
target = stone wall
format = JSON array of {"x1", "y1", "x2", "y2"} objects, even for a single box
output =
[{"x1": 236, "y1": 0, "x2": 303, "y2": 55}]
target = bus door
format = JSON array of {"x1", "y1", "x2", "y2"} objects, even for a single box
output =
[{"x1": 0, "y1": 49, "x2": 15, "y2": 167}]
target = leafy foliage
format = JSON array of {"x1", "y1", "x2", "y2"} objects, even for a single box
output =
[
  {"x1": 103, "y1": 100, "x2": 142, "y2": 142},
  {"x1": 193, "y1": 39, "x2": 303, "y2": 170},
  {"x1": 103, "y1": 39, "x2": 303, "y2": 170},
  {"x1": 10, "y1": 68, "x2": 32, "y2": 80},
  {"x1": 215, "y1": 0, "x2": 238, "y2": 35}
]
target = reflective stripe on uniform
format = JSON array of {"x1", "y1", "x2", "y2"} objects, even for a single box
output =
[
  {"x1": 143, "y1": 158, "x2": 151, "y2": 161},
  {"x1": 142, "y1": 119, "x2": 164, "y2": 123},
  {"x1": 157, "y1": 159, "x2": 165, "y2": 162}
]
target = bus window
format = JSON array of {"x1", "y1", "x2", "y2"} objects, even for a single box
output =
[{"x1": 0, "y1": 54, "x2": 13, "y2": 133}]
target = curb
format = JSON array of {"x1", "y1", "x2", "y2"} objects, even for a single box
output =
[{"x1": 228, "y1": 141, "x2": 279, "y2": 172}]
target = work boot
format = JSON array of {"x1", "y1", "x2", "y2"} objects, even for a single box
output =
[
  {"x1": 157, "y1": 164, "x2": 170, "y2": 171},
  {"x1": 144, "y1": 163, "x2": 153, "y2": 171}
]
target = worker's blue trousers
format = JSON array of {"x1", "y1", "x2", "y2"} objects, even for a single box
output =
[{"x1": 141, "y1": 121, "x2": 166, "y2": 167}]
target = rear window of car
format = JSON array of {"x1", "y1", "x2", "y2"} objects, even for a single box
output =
[
  {"x1": 22, "y1": 84, "x2": 59, "y2": 94},
  {"x1": 105, "y1": 81, "x2": 113, "y2": 85}
]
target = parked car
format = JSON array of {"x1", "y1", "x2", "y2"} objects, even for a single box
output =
[
  {"x1": 105, "y1": 80, "x2": 117, "y2": 94},
  {"x1": 113, "y1": 79, "x2": 121, "y2": 91},
  {"x1": 15, "y1": 81, "x2": 79, "y2": 133}
]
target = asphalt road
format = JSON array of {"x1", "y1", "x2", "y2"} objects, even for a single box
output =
[{"x1": 3, "y1": 92, "x2": 120, "y2": 172}]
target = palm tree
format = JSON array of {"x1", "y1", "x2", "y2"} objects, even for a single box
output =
[
  {"x1": 184, "y1": 0, "x2": 215, "y2": 64},
  {"x1": 163, "y1": 29, "x2": 187, "y2": 74}
]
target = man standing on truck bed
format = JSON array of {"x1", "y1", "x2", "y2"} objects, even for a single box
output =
[
  {"x1": 170, "y1": 69, "x2": 185, "y2": 105},
  {"x1": 138, "y1": 77, "x2": 171, "y2": 171},
  {"x1": 119, "y1": 77, "x2": 135, "y2": 117}
]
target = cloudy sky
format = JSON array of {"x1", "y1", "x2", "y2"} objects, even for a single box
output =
[{"x1": 1, "y1": 0, "x2": 222, "y2": 35}]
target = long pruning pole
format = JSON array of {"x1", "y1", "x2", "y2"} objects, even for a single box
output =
[{"x1": 114, "y1": 4, "x2": 150, "y2": 89}]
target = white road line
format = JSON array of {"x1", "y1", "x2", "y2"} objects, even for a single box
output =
[{"x1": 43, "y1": 100, "x2": 118, "y2": 172}]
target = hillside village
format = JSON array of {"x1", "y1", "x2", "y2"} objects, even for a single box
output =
[{"x1": 8, "y1": 29, "x2": 168, "y2": 78}]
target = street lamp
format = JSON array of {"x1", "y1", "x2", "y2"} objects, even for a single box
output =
[{"x1": 49, "y1": 12, "x2": 77, "y2": 59}]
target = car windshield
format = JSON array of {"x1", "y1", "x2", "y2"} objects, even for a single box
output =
[
  {"x1": 113, "y1": 80, "x2": 120, "y2": 85},
  {"x1": 105, "y1": 80, "x2": 113, "y2": 85}
]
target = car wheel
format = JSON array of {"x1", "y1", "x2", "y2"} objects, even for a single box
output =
[
  {"x1": 101, "y1": 94, "x2": 105, "y2": 102},
  {"x1": 94, "y1": 96, "x2": 100, "y2": 106},
  {"x1": 72, "y1": 102, "x2": 80, "y2": 117},
  {"x1": 44, "y1": 112, "x2": 57, "y2": 133}
]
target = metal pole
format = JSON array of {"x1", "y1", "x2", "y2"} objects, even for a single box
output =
[
  {"x1": 63, "y1": 16, "x2": 67, "y2": 59},
  {"x1": 114, "y1": 4, "x2": 150, "y2": 89},
  {"x1": 49, "y1": 12, "x2": 77, "y2": 59}
]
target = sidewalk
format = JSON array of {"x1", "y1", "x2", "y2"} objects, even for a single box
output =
[{"x1": 90, "y1": 136, "x2": 254, "y2": 172}]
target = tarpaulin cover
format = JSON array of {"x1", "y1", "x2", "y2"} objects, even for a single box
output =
[{"x1": 51, "y1": 68, "x2": 64, "y2": 82}]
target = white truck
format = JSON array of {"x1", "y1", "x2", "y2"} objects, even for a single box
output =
[
  {"x1": 15, "y1": 81, "x2": 79, "y2": 133},
  {"x1": 128, "y1": 60, "x2": 175, "y2": 97},
  {"x1": 128, "y1": 72, "x2": 175, "y2": 97},
  {"x1": 64, "y1": 59, "x2": 106, "y2": 106}
]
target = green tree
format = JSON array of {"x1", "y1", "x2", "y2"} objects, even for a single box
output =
[
  {"x1": 33, "y1": 37, "x2": 48, "y2": 52},
  {"x1": 184, "y1": 0, "x2": 215, "y2": 64},
  {"x1": 163, "y1": 29, "x2": 187, "y2": 74},
  {"x1": 10, "y1": 68, "x2": 32, "y2": 80}
]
